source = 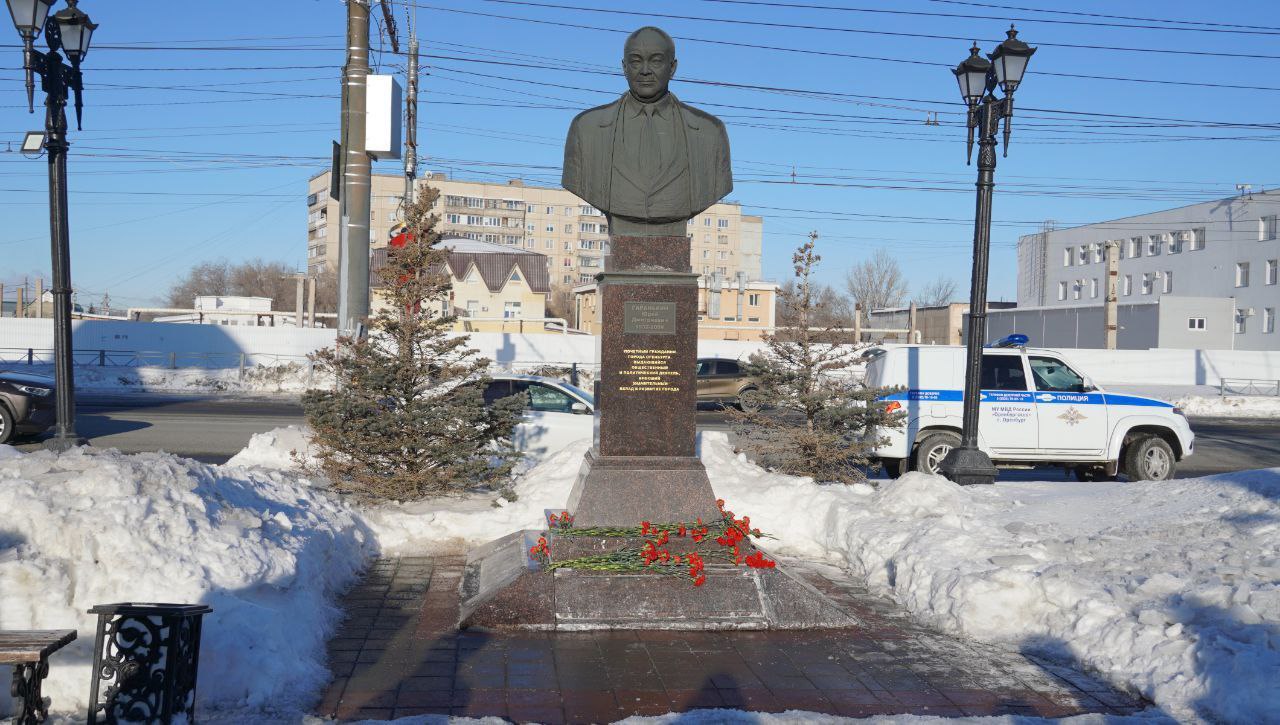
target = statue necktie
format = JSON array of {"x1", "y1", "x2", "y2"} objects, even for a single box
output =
[{"x1": 639, "y1": 110, "x2": 660, "y2": 185}]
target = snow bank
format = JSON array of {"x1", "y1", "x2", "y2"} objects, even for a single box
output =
[
  {"x1": 0, "y1": 447, "x2": 375, "y2": 717},
  {"x1": 697, "y1": 433, "x2": 1280, "y2": 724}
]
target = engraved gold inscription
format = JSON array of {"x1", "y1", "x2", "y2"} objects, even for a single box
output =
[{"x1": 618, "y1": 348, "x2": 681, "y2": 393}]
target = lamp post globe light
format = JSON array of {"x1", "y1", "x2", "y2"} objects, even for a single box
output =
[
  {"x1": 939, "y1": 26, "x2": 1035, "y2": 487},
  {"x1": 6, "y1": 0, "x2": 96, "y2": 451}
]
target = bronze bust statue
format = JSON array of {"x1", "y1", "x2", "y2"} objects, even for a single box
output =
[{"x1": 562, "y1": 26, "x2": 733, "y2": 238}]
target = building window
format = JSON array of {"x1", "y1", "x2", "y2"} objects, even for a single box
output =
[
  {"x1": 563, "y1": 274, "x2": 572, "y2": 284},
  {"x1": 1191, "y1": 227, "x2": 1206, "y2": 250},
  {"x1": 564, "y1": 224, "x2": 573, "y2": 233},
  {"x1": 545, "y1": 239, "x2": 553, "y2": 250},
  {"x1": 1235, "y1": 309, "x2": 1248, "y2": 334},
  {"x1": 1170, "y1": 233, "x2": 1184, "y2": 254},
  {"x1": 717, "y1": 235, "x2": 729, "y2": 245},
  {"x1": 545, "y1": 224, "x2": 555, "y2": 232},
  {"x1": 1128, "y1": 238, "x2": 1142, "y2": 258},
  {"x1": 1057, "y1": 281, "x2": 1068, "y2": 300},
  {"x1": 1063, "y1": 248, "x2": 1073, "y2": 267},
  {"x1": 1262, "y1": 215, "x2": 1278, "y2": 241},
  {"x1": 748, "y1": 293, "x2": 760, "y2": 306},
  {"x1": 1078, "y1": 245, "x2": 1088, "y2": 265},
  {"x1": 1162, "y1": 271, "x2": 1173, "y2": 294},
  {"x1": 526, "y1": 204, "x2": 535, "y2": 213},
  {"x1": 1122, "y1": 275, "x2": 1132, "y2": 296},
  {"x1": 1092, "y1": 243, "x2": 1105, "y2": 263},
  {"x1": 718, "y1": 218, "x2": 729, "y2": 228},
  {"x1": 1090, "y1": 278, "x2": 1099, "y2": 298},
  {"x1": 1147, "y1": 236, "x2": 1161, "y2": 256},
  {"x1": 1236, "y1": 262, "x2": 1250, "y2": 287},
  {"x1": 526, "y1": 223, "x2": 535, "y2": 232},
  {"x1": 1187, "y1": 317, "x2": 1205, "y2": 330},
  {"x1": 1266, "y1": 259, "x2": 1278, "y2": 285},
  {"x1": 504, "y1": 301, "x2": 522, "y2": 319},
  {"x1": 704, "y1": 218, "x2": 712, "y2": 226},
  {"x1": 1265, "y1": 308, "x2": 1276, "y2": 334},
  {"x1": 718, "y1": 250, "x2": 729, "y2": 260},
  {"x1": 702, "y1": 250, "x2": 709, "y2": 259},
  {"x1": 1072, "y1": 281, "x2": 1082, "y2": 300}
]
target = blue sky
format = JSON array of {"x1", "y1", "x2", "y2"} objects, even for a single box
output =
[{"x1": 1, "y1": 0, "x2": 1277, "y2": 310}]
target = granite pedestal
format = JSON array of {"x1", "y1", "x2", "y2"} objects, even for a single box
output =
[{"x1": 457, "y1": 235, "x2": 858, "y2": 631}]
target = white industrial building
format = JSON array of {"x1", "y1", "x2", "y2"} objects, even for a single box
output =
[{"x1": 1016, "y1": 189, "x2": 1280, "y2": 350}]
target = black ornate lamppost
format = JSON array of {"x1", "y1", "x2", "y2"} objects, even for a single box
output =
[
  {"x1": 6, "y1": 0, "x2": 96, "y2": 450},
  {"x1": 938, "y1": 26, "x2": 1035, "y2": 486}
]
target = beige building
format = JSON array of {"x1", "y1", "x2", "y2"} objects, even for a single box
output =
[
  {"x1": 370, "y1": 238, "x2": 555, "y2": 333},
  {"x1": 306, "y1": 171, "x2": 764, "y2": 302},
  {"x1": 867, "y1": 302, "x2": 1018, "y2": 345},
  {"x1": 574, "y1": 280, "x2": 779, "y2": 341}
]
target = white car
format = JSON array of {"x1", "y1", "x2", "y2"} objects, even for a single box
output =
[
  {"x1": 866, "y1": 338, "x2": 1194, "y2": 481},
  {"x1": 482, "y1": 374, "x2": 595, "y2": 464}
]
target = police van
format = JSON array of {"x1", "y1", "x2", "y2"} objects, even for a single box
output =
[{"x1": 866, "y1": 336, "x2": 1194, "y2": 481}]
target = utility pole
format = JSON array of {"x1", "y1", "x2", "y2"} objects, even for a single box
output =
[
  {"x1": 35, "y1": 277, "x2": 44, "y2": 317},
  {"x1": 307, "y1": 276, "x2": 317, "y2": 328},
  {"x1": 1104, "y1": 240, "x2": 1119, "y2": 349},
  {"x1": 403, "y1": 31, "x2": 419, "y2": 207},
  {"x1": 338, "y1": 0, "x2": 372, "y2": 335},
  {"x1": 283, "y1": 272, "x2": 307, "y2": 328}
]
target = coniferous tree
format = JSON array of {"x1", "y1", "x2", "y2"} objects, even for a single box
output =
[
  {"x1": 728, "y1": 234, "x2": 903, "y2": 484},
  {"x1": 302, "y1": 186, "x2": 524, "y2": 500}
]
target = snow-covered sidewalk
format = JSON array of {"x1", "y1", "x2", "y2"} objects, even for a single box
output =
[{"x1": 3, "y1": 429, "x2": 1277, "y2": 722}]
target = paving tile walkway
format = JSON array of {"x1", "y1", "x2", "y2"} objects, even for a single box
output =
[{"x1": 316, "y1": 556, "x2": 1147, "y2": 723}]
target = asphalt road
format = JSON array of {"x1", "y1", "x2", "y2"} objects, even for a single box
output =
[{"x1": 12, "y1": 395, "x2": 1280, "y2": 478}]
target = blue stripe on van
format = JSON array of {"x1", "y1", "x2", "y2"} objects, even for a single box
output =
[
  {"x1": 881, "y1": 390, "x2": 1172, "y2": 408},
  {"x1": 1102, "y1": 394, "x2": 1174, "y2": 408}
]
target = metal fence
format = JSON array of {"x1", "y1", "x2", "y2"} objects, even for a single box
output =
[
  {"x1": 1220, "y1": 377, "x2": 1280, "y2": 397},
  {"x1": 0, "y1": 347, "x2": 314, "y2": 377}
]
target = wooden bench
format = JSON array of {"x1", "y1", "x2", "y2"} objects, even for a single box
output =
[{"x1": 0, "y1": 630, "x2": 77, "y2": 725}]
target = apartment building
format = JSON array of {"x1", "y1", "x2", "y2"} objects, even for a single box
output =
[
  {"x1": 1016, "y1": 189, "x2": 1280, "y2": 350},
  {"x1": 306, "y1": 171, "x2": 764, "y2": 296}
]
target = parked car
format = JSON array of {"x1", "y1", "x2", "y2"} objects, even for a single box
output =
[
  {"x1": 866, "y1": 337, "x2": 1194, "y2": 481},
  {"x1": 0, "y1": 370, "x2": 56, "y2": 444},
  {"x1": 695, "y1": 358, "x2": 762, "y2": 411},
  {"x1": 482, "y1": 374, "x2": 595, "y2": 462}
]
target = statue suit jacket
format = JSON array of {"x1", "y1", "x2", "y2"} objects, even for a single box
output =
[{"x1": 562, "y1": 92, "x2": 732, "y2": 222}]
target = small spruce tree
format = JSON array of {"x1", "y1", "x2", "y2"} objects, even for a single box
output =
[
  {"x1": 302, "y1": 186, "x2": 524, "y2": 500},
  {"x1": 728, "y1": 233, "x2": 903, "y2": 484}
]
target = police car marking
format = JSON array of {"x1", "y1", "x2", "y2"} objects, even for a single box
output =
[{"x1": 883, "y1": 390, "x2": 1171, "y2": 408}]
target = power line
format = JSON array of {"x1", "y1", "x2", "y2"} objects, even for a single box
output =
[
  {"x1": 926, "y1": 0, "x2": 1280, "y2": 33},
  {"x1": 695, "y1": 0, "x2": 1280, "y2": 37},
  {"x1": 417, "y1": 0, "x2": 1280, "y2": 60}
]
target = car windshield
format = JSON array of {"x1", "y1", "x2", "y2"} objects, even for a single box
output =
[
  {"x1": 558, "y1": 381, "x2": 595, "y2": 407},
  {"x1": 1029, "y1": 356, "x2": 1087, "y2": 393}
]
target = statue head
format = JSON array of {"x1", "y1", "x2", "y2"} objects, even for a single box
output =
[{"x1": 622, "y1": 26, "x2": 676, "y2": 103}]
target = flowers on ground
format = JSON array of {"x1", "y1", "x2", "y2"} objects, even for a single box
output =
[{"x1": 531, "y1": 500, "x2": 774, "y2": 586}]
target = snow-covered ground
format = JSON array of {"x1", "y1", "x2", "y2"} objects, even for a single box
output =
[
  {"x1": 3, "y1": 428, "x2": 1277, "y2": 723},
  {"x1": 0, "y1": 444, "x2": 374, "y2": 718}
]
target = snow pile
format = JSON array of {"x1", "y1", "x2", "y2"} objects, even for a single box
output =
[
  {"x1": 10, "y1": 362, "x2": 333, "y2": 396},
  {"x1": 224, "y1": 425, "x2": 319, "y2": 470},
  {"x1": 364, "y1": 441, "x2": 588, "y2": 555},
  {"x1": 698, "y1": 433, "x2": 1280, "y2": 724},
  {"x1": 0, "y1": 446, "x2": 374, "y2": 717}
]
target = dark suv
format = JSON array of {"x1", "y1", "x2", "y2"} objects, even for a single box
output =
[
  {"x1": 0, "y1": 371, "x2": 56, "y2": 444},
  {"x1": 695, "y1": 358, "x2": 762, "y2": 411}
]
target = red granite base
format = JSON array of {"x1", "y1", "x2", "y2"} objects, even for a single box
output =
[{"x1": 457, "y1": 530, "x2": 860, "y2": 632}]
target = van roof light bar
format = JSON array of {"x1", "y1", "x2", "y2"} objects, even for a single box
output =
[{"x1": 985, "y1": 333, "x2": 1029, "y2": 349}]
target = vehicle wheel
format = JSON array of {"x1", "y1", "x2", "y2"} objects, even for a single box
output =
[
  {"x1": 1121, "y1": 435, "x2": 1176, "y2": 481},
  {"x1": 882, "y1": 458, "x2": 908, "y2": 478},
  {"x1": 913, "y1": 430, "x2": 962, "y2": 476},
  {"x1": 737, "y1": 388, "x2": 764, "y2": 413},
  {"x1": 0, "y1": 405, "x2": 13, "y2": 445},
  {"x1": 1074, "y1": 466, "x2": 1111, "y2": 482}
]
